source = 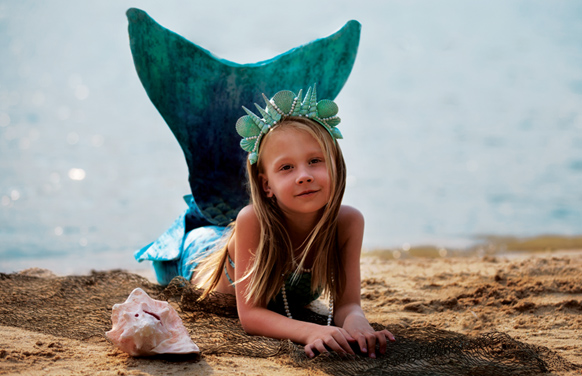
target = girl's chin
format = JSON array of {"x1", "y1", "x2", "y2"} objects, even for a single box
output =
[{"x1": 278, "y1": 203, "x2": 327, "y2": 217}]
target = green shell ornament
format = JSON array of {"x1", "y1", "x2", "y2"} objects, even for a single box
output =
[
  {"x1": 269, "y1": 91, "x2": 296, "y2": 114},
  {"x1": 316, "y1": 99, "x2": 338, "y2": 118},
  {"x1": 237, "y1": 84, "x2": 343, "y2": 164}
]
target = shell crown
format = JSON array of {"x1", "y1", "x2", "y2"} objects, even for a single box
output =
[{"x1": 235, "y1": 85, "x2": 342, "y2": 164}]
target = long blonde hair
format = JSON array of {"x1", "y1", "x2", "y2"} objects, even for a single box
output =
[{"x1": 196, "y1": 117, "x2": 347, "y2": 306}]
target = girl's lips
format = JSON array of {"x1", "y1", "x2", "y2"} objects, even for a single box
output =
[{"x1": 296, "y1": 189, "x2": 319, "y2": 197}]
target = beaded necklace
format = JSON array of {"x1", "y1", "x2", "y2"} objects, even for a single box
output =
[{"x1": 280, "y1": 267, "x2": 334, "y2": 326}]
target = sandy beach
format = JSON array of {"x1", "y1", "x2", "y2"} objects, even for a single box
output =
[{"x1": 1, "y1": 249, "x2": 582, "y2": 375}]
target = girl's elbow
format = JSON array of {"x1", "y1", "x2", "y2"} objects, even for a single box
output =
[
  {"x1": 239, "y1": 319, "x2": 253, "y2": 335},
  {"x1": 238, "y1": 313, "x2": 259, "y2": 335}
]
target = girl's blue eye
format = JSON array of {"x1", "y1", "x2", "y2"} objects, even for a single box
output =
[
  {"x1": 281, "y1": 165, "x2": 292, "y2": 171},
  {"x1": 310, "y1": 158, "x2": 322, "y2": 164}
]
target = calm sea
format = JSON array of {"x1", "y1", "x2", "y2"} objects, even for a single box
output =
[{"x1": 1, "y1": 0, "x2": 581, "y2": 275}]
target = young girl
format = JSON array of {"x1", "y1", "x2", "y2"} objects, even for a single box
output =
[{"x1": 190, "y1": 86, "x2": 396, "y2": 358}]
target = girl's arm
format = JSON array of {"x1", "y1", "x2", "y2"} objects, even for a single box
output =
[
  {"x1": 233, "y1": 206, "x2": 356, "y2": 357},
  {"x1": 333, "y1": 205, "x2": 396, "y2": 358}
]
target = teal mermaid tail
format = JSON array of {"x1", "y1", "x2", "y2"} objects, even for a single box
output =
[
  {"x1": 134, "y1": 202, "x2": 228, "y2": 285},
  {"x1": 128, "y1": 8, "x2": 361, "y2": 284}
]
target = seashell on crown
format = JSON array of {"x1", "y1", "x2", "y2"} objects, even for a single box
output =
[{"x1": 235, "y1": 85, "x2": 342, "y2": 165}]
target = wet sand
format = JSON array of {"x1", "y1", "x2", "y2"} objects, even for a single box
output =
[{"x1": 1, "y1": 249, "x2": 581, "y2": 375}]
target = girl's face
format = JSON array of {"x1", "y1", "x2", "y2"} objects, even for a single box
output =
[{"x1": 259, "y1": 123, "x2": 331, "y2": 217}]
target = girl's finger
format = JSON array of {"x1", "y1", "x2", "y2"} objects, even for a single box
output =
[
  {"x1": 365, "y1": 333, "x2": 377, "y2": 358},
  {"x1": 332, "y1": 331, "x2": 355, "y2": 355},
  {"x1": 314, "y1": 339, "x2": 329, "y2": 355},
  {"x1": 304, "y1": 344, "x2": 315, "y2": 358},
  {"x1": 355, "y1": 333, "x2": 367, "y2": 354},
  {"x1": 383, "y1": 329, "x2": 396, "y2": 342},
  {"x1": 376, "y1": 331, "x2": 387, "y2": 355},
  {"x1": 339, "y1": 328, "x2": 356, "y2": 342},
  {"x1": 323, "y1": 337, "x2": 346, "y2": 355}
]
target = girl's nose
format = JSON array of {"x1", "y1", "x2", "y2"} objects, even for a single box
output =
[{"x1": 296, "y1": 170, "x2": 313, "y2": 184}]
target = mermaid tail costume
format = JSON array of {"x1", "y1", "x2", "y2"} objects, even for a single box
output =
[{"x1": 127, "y1": 9, "x2": 360, "y2": 291}]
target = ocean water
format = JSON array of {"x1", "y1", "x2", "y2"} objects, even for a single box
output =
[{"x1": 1, "y1": 0, "x2": 581, "y2": 275}]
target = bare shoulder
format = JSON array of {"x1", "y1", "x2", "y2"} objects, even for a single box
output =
[
  {"x1": 236, "y1": 204, "x2": 258, "y2": 223},
  {"x1": 236, "y1": 205, "x2": 259, "y2": 228},
  {"x1": 234, "y1": 204, "x2": 261, "y2": 241},
  {"x1": 337, "y1": 205, "x2": 364, "y2": 248},
  {"x1": 338, "y1": 205, "x2": 365, "y2": 228}
]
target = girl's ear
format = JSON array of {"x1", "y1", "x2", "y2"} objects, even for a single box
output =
[{"x1": 259, "y1": 173, "x2": 273, "y2": 197}]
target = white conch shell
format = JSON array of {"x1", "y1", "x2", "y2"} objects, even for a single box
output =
[{"x1": 106, "y1": 288, "x2": 199, "y2": 356}]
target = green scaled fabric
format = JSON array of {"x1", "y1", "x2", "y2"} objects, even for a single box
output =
[{"x1": 126, "y1": 8, "x2": 360, "y2": 226}]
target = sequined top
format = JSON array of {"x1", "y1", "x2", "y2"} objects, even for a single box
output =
[{"x1": 224, "y1": 253, "x2": 321, "y2": 310}]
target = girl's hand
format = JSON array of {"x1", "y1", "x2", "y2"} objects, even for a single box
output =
[
  {"x1": 342, "y1": 315, "x2": 396, "y2": 358},
  {"x1": 304, "y1": 326, "x2": 357, "y2": 358}
]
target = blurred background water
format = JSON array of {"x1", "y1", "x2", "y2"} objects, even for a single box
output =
[{"x1": 1, "y1": 0, "x2": 581, "y2": 275}]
